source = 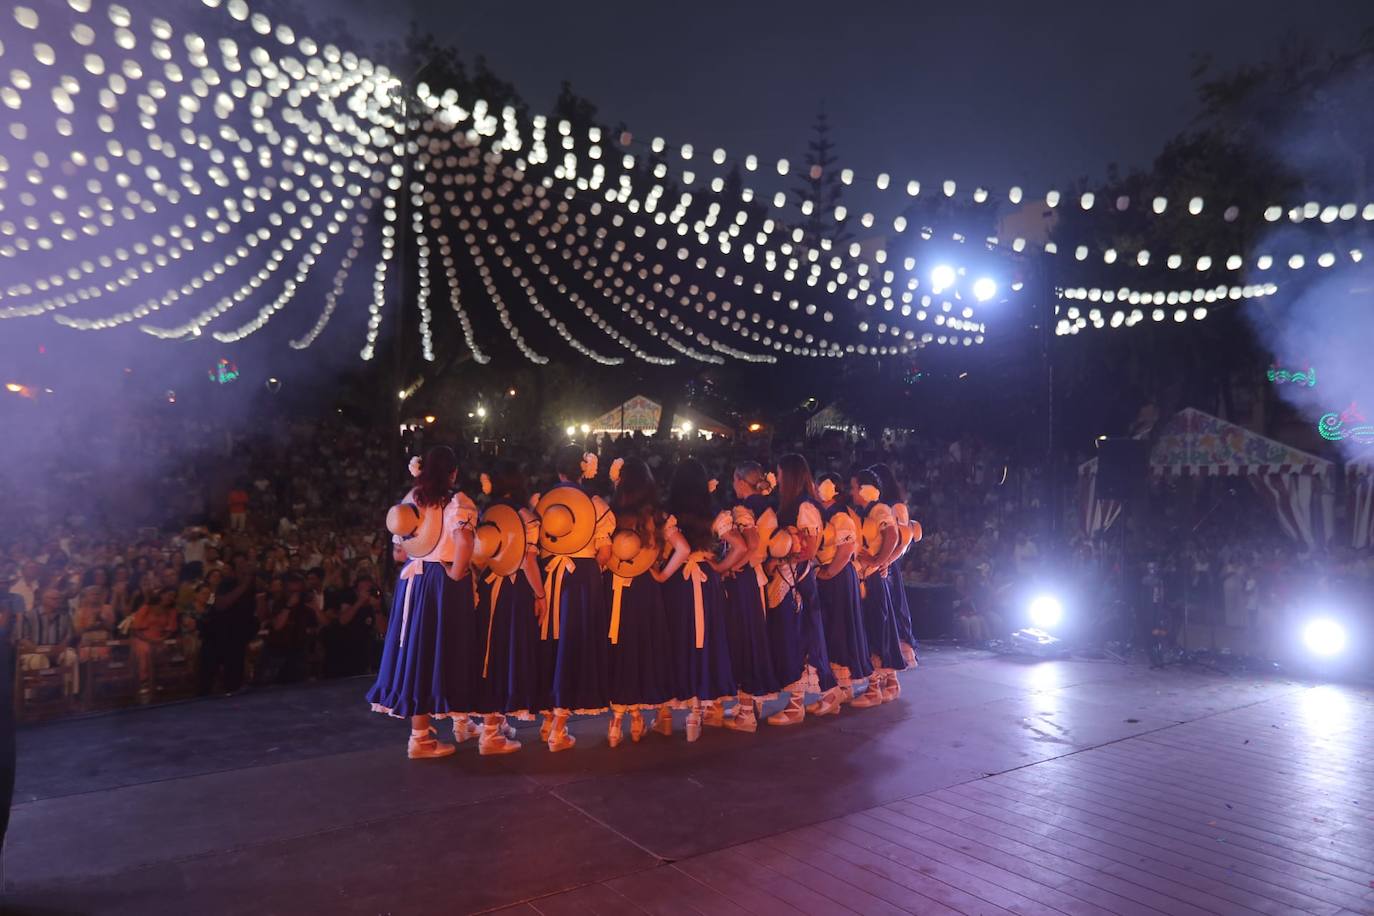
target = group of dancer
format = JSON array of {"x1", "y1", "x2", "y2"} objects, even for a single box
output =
[{"x1": 366, "y1": 444, "x2": 921, "y2": 759}]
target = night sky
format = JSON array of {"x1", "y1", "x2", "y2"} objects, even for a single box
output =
[{"x1": 338, "y1": 0, "x2": 1374, "y2": 191}]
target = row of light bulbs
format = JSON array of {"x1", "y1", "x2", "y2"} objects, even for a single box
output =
[{"x1": 7, "y1": 0, "x2": 1346, "y2": 358}]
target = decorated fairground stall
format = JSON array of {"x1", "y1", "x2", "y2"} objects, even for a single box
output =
[
  {"x1": 588, "y1": 395, "x2": 732, "y2": 438},
  {"x1": 1079, "y1": 408, "x2": 1338, "y2": 550}
]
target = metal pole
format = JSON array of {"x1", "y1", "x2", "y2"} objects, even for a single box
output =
[{"x1": 1037, "y1": 254, "x2": 1058, "y2": 538}]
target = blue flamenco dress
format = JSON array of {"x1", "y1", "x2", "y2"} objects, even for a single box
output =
[
  {"x1": 476, "y1": 503, "x2": 547, "y2": 718},
  {"x1": 660, "y1": 514, "x2": 736, "y2": 704},
  {"x1": 538, "y1": 484, "x2": 614, "y2": 714},
  {"x1": 368, "y1": 491, "x2": 483, "y2": 719}
]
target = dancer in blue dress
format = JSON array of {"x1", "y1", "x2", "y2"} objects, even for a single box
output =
[
  {"x1": 368, "y1": 447, "x2": 482, "y2": 759},
  {"x1": 605, "y1": 457, "x2": 675, "y2": 746},
  {"x1": 657, "y1": 458, "x2": 736, "y2": 742},
  {"x1": 872, "y1": 463, "x2": 921, "y2": 685},
  {"x1": 536, "y1": 445, "x2": 615, "y2": 752},
  {"x1": 849, "y1": 467, "x2": 906, "y2": 704},
  {"x1": 764, "y1": 455, "x2": 839, "y2": 725},
  {"x1": 814, "y1": 473, "x2": 879, "y2": 708},
  {"x1": 777, "y1": 455, "x2": 841, "y2": 718},
  {"x1": 473, "y1": 460, "x2": 547, "y2": 755},
  {"x1": 715, "y1": 462, "x2": 780, "y2": 733}
]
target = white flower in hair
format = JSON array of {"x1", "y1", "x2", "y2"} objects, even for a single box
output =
[
  {"x1": 408, "y1": 456, "x2": 423, "y2": 478},
  {"x1": 708, "y1": 478, "x2": 718, "y2": 493},
  {"x1": 609, "y1": 457, "x2": 624, "y2": 483},
  {"x1": 480, "y1": 473, "x2": 492, "y2": 495},
  {"x1": 581, "y1": 452, "x2": 599, "y2": 479},
  {"x1": 817, "y1": 479, "x2": 837, "y2": 502},
  {"x1": 763, "y1": 471, "x2": 778, "y2": 494},
  {"x1": 859, "y1": 484, "x2": 881, "y2": 504}
]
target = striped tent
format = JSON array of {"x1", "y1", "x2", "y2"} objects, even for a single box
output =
[
  {"x1": 1351, "y1": 463, "x2": 1374, "y2": 550},
  {"x1": 1079, "y1": 408, "x2": 1334, "y2": 548}
]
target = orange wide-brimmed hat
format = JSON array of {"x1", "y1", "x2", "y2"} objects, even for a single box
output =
[
  {"x1": 608, "y1": 528, "x2": 657, "y2": 578},
  {"x1": 472, "y1": 503, "x2": 526, "y2": 578},
  {"x1": 385, "y1": 501, "x2": 444, "y2": 560},
  {"x1": 536, "y1": 485, "x2": 596, "y2": 556}
]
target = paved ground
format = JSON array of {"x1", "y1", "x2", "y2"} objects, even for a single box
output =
[{"x1": 4, "y1": 645, "x2": 1372, "y2": 915}]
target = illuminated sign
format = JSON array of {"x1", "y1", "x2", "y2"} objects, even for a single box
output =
[
  {"x1": 1267, "y1": 365, "x2": 1316, "y2": 388},
  {"x1": 1318, "y1": 403, "x2": 1374, "y2": 444}
]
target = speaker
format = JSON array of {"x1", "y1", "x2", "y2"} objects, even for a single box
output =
[{"x1": 1097, "y1": 438, "x2": 1149, "y2": 500}]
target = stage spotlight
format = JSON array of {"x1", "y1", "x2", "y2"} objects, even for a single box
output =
[
  {"x1": 579, "y1": 423, "x2": 591, "y2": 434},
  {"x1": 564, "y1": 425, "x2": 576, "y2": 436},
  {"x1": 931, "y1": 264, "x2": 956, "y2": 293},
  {"x1": 1302, "y1": 618, "x2": 1347, "y2": 658},
  {"x1": 973, "y1": 277, "x2": 998, "y2": 301},
  {"x1": 1028, "y1": 594, "x2": 1064, "y2": 629}
]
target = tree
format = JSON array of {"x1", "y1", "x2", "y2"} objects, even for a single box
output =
[{"x1": 791, "y1": 109, "x2": 851, "y2": 250}]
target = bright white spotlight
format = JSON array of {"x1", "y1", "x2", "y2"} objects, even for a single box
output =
[
  {"x1": 1302, "y1": 618, "x2": 1347, "y2": 658},
  {"x1": 930, "y1": 264, "x2": 956, "y2": 292},
  {"x1": 1028, "y1": 594, "x2": 1064, "y2": 629},
  {"x1": 972, "y1": 277, "x2": 998, "y2": 301}
]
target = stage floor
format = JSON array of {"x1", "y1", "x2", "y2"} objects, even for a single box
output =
[{"x1": 5, "y1": 646, "x2": 1372, "y2": 915}]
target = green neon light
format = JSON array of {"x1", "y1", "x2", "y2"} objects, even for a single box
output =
[
  {"x1": 1318, "y1": 404, "x2": 1374, "y2": 444},
  {"x1": 1267, "y1": 365, "x2": 1316, "y2": 388}
]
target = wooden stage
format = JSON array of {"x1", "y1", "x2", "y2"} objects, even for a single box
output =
[{"x1": 5, "y1": 646, "x2": 1372, "y2": 915}]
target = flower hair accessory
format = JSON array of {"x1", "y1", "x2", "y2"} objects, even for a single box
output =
[
  {"x1": 707, "y1": 478, "x2": 718, "y2": 493},
  {"x1": 581, "y1": 452, "x2": 599, "y2": 479},
  {"x1": 817, "y1": 479, "x2": 838, "y2": 502},
  {"x1": 858, "y1": 484, "x2": 881, "y2": 504},
  {"x1": 761, "y1": 472, "x2": 777, "y2": 495},
  {"x1": 408, "y1": 456, "x2": 423, "y2": 478},
  {"x1": 480, "y1": 473, "x2": 492, "y2": 495},
  {"x1": 609, "y1": 457, "x2": 624, "y2": 483}
]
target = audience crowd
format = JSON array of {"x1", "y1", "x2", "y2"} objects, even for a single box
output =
[{"x1": 3, "y1": 410, "x2": 1370, "y2": 719}]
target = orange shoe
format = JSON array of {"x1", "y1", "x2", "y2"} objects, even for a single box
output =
[
  {"x1": 608, "y1": 713, "x2": 624, "y2": 749},
  {"x1": 849, "y1": 680, "x2": 884, "y2": 708},
  {"x1": 653, "y1": 706, "x2": 673, "y2": 737},
  {"x1": 547, "y1": 713, "x2": 576, "y2": 752},
  {"x1": 479, "y1": 715, "x2": 521, "y2": 755},
  {"x1": 766, "y1": 694, "x2": 805, "y2": 726},
  {"x1": 723, "y1": 705, "x2": 757, "y2": 733},
  {"x1": 805, "y1": 687, "x2": 843, "y2": 717},
  {"x1": 408, "y1": 729, "x2": 457, "y2": 760}
]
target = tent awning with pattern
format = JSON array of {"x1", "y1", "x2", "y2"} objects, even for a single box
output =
[
  {"x1": 1150, "y1": 407, "x2": 1331, "y2": 477},
  {"x1": 589, "y1": 395, "x2": 732, "y2": 437},
  {"x1": 1079, "y1": 408, "x2": 1334, "y2": 548}
]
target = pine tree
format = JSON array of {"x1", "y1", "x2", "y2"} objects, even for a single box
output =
[{"x1": 792, "y1": 109, "x2": 851, "y2": 249}]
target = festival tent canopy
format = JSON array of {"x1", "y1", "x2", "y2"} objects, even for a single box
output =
[
  {"x1": 1148, "y1": 407, "x2": 1331, "y2": 478},
  {"x1": 589, "y1": 395, "x2": 732, "y2": 437},
  {"x1": 1079, "y1": 408, "x2": 1334, "y2": 548}
]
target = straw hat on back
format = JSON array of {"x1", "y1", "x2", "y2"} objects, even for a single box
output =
[
  {"x1": 472, "y1": 503, "x2": 526, "y2": 578},
  {"x1": 607, "y1": 528, "x2": 657, "y2": 578},
  {"x1": 385, "y1": 500, "x2": 444, "y2": 560},
  {"x1": 536, "y1": 484, "x2": 596, "y2": 556}
]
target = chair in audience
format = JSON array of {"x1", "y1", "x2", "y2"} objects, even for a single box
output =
[
  {"x1": 151, "y1": 638, "x2": 197, "y2": 700},
  {"x1": 84, "y1": 641, "x2": 140, "y2": 711}
]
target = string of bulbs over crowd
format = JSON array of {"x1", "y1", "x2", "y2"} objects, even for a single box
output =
[{"x1": 0, "y1": 0, "x2": 1368, "y2": 363}]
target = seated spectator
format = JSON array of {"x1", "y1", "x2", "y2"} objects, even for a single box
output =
[
  {"x1": 72, "y1": 585, "x2": 116, "y2": 661},
  {"x1": 256, "y1": 572, "x2": 314, "y2": 686},
  {"x1": 129, "y1": 588, "x2": 181, "y2": 700},
  {"x1": 18, "y1": 587, "x2": 81, "y2": 700},
  {"x1": 318, "y1": 575, "x2": 383, "y2": 679}
]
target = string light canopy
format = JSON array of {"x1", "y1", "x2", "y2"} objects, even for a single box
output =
[{"x1": 0, "y1": 0, "x2": 1367, "y2": 362}]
